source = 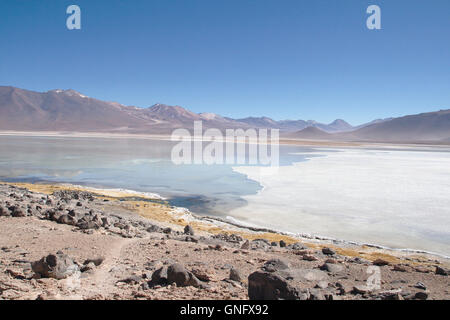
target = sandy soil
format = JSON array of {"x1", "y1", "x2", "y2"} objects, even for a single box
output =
[{"x1": 0, "y1": 182, "x2": 449, "y2": 300}]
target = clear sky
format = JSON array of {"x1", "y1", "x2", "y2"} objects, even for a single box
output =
[{"x1": 0, "y1": 0, "x2": 449, "y2": 125}]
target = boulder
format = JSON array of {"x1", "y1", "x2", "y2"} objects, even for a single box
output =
[
  {"x1": 184, "y1": 225, "x2": 195, "y2": 236},
  {"x1": 166, "y1": 263, "x2": 202, "y2": 287},
  {"x1": 248, "y1": 271, "x2": 300, "y2": 300},
  {"x1": 151, "y1": 266, "x2": 169, "y2": 286},
  {"x1": 279, "y1": 240, "x2": 287, "y2": 248},
  {"x1": 31, "y1": 251, "x2": 79, "y2": 279}
]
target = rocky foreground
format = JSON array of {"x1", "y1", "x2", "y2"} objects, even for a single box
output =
[{"x1": 0, "y1": 183, "x2": 449, "y2": 300}]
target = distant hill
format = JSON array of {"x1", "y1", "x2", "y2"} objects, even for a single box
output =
[
  {"x1": 342, "y1": 110, "x2": 450, "y2": 143},
  {"x1": 285, "y1": 127, "x2": 333, "y2": 140}
]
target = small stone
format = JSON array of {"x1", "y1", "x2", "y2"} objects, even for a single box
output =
[
  {"x1": 229, "y1": 268, "x2": 243, "y2": 282},
  {"x1": 81, "y1": 262, "x2": 96, "y2": 273},
  {"x1": 322, "y1": 247, "x2": 336, "y2": 255},
  {"x1": 0, "y1": 205, "x2": 11, "y2": 216},
  {"x1": 279, "y1": 240, "x2": 286, "y2": 248},
  {"x1": 83, "y1": 257, "x2": 104, "y2": 266},
  {"x1": 414, "y1": 282, "x2": 427, "y2": 290}
]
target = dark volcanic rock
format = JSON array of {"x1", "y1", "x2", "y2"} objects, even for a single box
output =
[
  {"x1": 184, "y1": 225, "x2": 194, "y2": 236},
  {"x1": 151, "y1": 266, "x2": 169, "y2": 286},
  {"x1": 146, "y1": 224, "x2": 162, "y2": 233},
  {"x1": 435, "y1": 266, "x2": 449, "y2": 276},
  {"x1": 288, "y1": 242, "x2": 309, "y2": 250},
  {"x1": 415, "y1": 291, "x2": 429, "y2": 300},
  {"x1": 248, "y1": 271, "x2": 300, "y2": 300},
  {"x1": 10, "y1": 206, "x2": 26, "y2": 217},
  {"x1": 166, "y1": 263, "x2": 202, "y2": 288},
  {"x1": 212, "y1": 233, "x2": 243, "y2": 244},
  {"x1": 31, "y1": 251, "x2": 79, "y2": 279},
  {"x1": 373, "y1": 258, "x2": 390, "y2": 266},
  {"x1": 322, "y1": 247, "x2": 336, "y2": 255}
]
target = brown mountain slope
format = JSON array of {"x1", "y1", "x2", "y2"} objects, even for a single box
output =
[{"x1": 0, "y1": 86, "x2": 156, "y2": 132}]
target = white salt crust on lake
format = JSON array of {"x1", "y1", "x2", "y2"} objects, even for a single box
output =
[{"x1": 230, "y1": 148, "x2": 450, "y2": 257}]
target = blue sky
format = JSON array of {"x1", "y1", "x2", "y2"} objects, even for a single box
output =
[{"x1": 0, "y1": 0, "x2": 449, "y2": 125}]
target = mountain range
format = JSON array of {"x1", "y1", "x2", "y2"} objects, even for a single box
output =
[{"x1": 0, "y1": 86, "x2": 449, "y2": 143}]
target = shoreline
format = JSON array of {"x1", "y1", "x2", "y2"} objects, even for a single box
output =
[
  {"x1": 1, "y1": 130, "x2": 450, "y2": 148},
  {"x1": 2, "y1": 180, "x2": 449, "y2": 266}
]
